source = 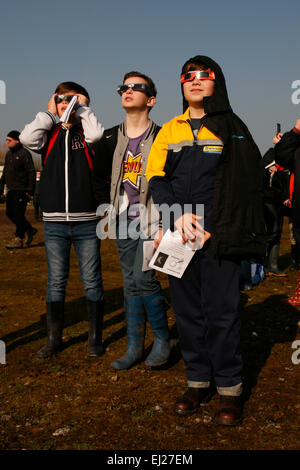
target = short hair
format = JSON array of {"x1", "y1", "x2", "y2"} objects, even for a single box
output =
[
  {"x1": 123, "y1": 71, "x2": 157, "y2": 97},
  {"x1": 55, "y1": 81, "x2": 90, "y2": 103}
]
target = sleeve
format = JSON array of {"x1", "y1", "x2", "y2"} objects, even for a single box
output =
[
  {"x1": 92, "y1": 133, "x2": 113, "y2": 206},
  {"x1": 75, "y1": 106, "x2": 104, "y2": 145},
  {"x1": 23, "y1": 149, "x2": 36, "y2": 195},
  {"x1": 0, "y1": 155, "x2": 7, "y2": 193},
  {"x1": 19, "y1": 111, "x2": 56, "y2": 153},
  {"x1": 145, "y1": 125, "x2": 177, "y2": 207},
  {"x1": 274, "y1": 129, "x2": 300, "y2": 171}
]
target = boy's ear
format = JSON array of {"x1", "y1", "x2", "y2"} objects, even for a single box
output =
[{"x1": 147, "y1": 96, "x2": 156, "y2": 109}]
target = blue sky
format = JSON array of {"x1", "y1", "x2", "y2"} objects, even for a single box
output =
[{"x1": 0, "y1": 0, "x2": 299, "y2": 157}]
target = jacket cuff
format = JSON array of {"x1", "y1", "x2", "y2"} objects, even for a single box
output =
[
  {"x1": 292, "y1": 126, "x2": 300, "y2": 135},
  {"x1": 45, "y1": 111, "x2": 57, "y2": 126}
]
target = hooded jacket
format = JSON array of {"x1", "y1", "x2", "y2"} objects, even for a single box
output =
[{"x1": 146, "y1": 56, "x2": 266, "y2": 258}]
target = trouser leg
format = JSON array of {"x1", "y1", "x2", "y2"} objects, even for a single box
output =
[
  {"x1": 169, "y1": 249, "x2": 242, "y2": 393},
  {"x1": 6, "y1": 190, "x2": 31, "y2": 239},
  {"x1": 44, "y1": 222, "x2": 71, "y2": 302},
  {"x1": 72, "y1": 221, "x2": 104, "y2": 356}
]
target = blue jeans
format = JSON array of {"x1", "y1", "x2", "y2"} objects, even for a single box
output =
[
  {"x1": 116, "y1": 220, "x2": 161, "y2": 298},
  {"x1": 44, "y1": 221, "x2": 103, "y2": 303}
]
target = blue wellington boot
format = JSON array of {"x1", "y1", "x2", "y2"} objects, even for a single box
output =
[
  {"x1": 143, "y1": 293, "x2": 173, "y2": 367},
  {"x1": 111, "y1": 297, "x2": 145, "y2": 370}
]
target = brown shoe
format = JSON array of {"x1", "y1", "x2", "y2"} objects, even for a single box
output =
[
  {"x1": 6, "y1": 237, "x2": 23, "y2": 249},
  {"x1": 216, "y1": 395, "x2": 242, "y2": 426},
  {"x1": 174, "y1": 387, "x2": 211, "y2": 415}
]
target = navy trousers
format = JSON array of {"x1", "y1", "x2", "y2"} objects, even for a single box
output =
[
  {"x1": 169, "y1": 247, "x2": 242, "y2": 391},
  {"x1": 6, "y1": 190, "x2": 32, "y2": 239}
]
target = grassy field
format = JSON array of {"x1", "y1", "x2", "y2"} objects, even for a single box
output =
[{"x1": 0, "y1": 204, "x2": 300, "y2": 451}]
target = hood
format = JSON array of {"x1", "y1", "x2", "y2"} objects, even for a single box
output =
[{"x1": 182, "y1": 55, "x2": 231, "y2": 115}]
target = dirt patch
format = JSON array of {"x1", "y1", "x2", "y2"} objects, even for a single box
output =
[{"x1": 0, "y1": 204, "x2": 300, "y2": 450}]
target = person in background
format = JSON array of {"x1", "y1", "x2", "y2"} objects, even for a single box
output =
[
  {"x1": 0, "y1": 130, "x2": 37, "y2": 249},
  {"x1": 274, "y1": 119, "x2": 300, "y2": 304},
  {"x1": 262, "y1": 133, "x2": 290, "y2": 277}
]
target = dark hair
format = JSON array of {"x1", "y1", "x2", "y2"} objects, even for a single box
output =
[
  {"x1": 181, "y1": 58, "x2": 212, "y2": 75},
  {"x1": 55, "y1": 81, "x2": 90, "y2": 103},
  {"x1": 123, "y1": 71, "x2": 157, "y2": 97}
]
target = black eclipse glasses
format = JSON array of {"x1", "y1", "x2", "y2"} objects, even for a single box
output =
[{"x1": 117, "y1": 83, "x2": 154, "y2": 97}]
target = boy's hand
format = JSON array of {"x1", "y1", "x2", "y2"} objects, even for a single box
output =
[
  {"x1": 174, "y1": 213, "x2": 203, "y2": 244},
  {"x1": 48, "y1": 94, "x2": 57, "y2": 116},
  {"x1": 76, "y1": 94, "x2": 89, "y2": 106},
  {"x1": 273, "y1": 133, "x2": 283, "y2": 145},
  {"x1": 154, "y1": 228, "x2": 163, "y2": 250}
]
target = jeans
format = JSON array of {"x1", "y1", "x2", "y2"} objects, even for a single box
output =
[
  {"x1": 116, "y1": 219, "x2": 161, "y2": 298},
  {"x1": 44, "y1": 221, "x2": 103, "y2": 303}
]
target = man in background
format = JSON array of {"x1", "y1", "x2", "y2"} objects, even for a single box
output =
[{"x1": 0, "y1": 130, "x2": 37, "y2": 249}]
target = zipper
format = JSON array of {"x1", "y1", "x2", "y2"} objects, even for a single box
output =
[
  {"x1": 65, "y1": 129, "x2": 69, "y2": 221},
  {"x1": 186, "y1": 120, "x2": 200, "y2": 202}
]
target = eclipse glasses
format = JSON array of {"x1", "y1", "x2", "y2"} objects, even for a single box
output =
[
  {"x1": 180, "y1": 70, "x2": 215, "y2": 84},
  {"x1": 117, "y1": 83, "x2": 154, "y2": 97},
  {"x1": 55, "y1": 94, "x2": 76, "y2": 104}
]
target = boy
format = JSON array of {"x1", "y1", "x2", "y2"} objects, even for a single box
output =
[
  {"x1": 93, "y1": 72, "x2": 172, "y2": 369},
  {"x1": 0, "y1": 130, "x2": 37, "y2": 249},
  {"x1": 146, "y1": 56, "x2": 265, "y2": 425},
  {"x1": 20, "y1": 82, "x2": 104, "y2": 358}
]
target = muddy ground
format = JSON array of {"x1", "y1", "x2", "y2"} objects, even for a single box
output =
[{"x1": 0, "y1": 204, "x2": 300, "y2": 451}]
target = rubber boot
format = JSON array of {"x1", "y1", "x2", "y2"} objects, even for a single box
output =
[
  {"x1": 111, "y1": 297, "x2": 145, "y2": 370},
  {"x1": 290, "y1": 245, "x2": 300, "y2": 271},
  {"x1": 282, "y1": 270, "x2": 300, "y2": 306},
  {"x1": 266, "y1": 243, "x2": 287, "y2": 277},
  {"x1": 36, "y1": 302, "x2": 64, "y2": 358},
  {"x1": 143, "y1": 293, "x2": 173, "y2": 367},
  {"x1": 87, "y1": 299, "x2": 104, "y2": 357}
]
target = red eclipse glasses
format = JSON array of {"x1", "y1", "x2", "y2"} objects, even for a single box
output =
[{"x1": 180, "y1": 70, "x2": 215, "y2": 83}]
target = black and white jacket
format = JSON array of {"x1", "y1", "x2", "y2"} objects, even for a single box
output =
[{"x1": 20, "y1": 107, "x2": 104, "y2": 222}]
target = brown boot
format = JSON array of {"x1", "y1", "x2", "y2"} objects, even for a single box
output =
[
  {"x1": 6, "y1": 237, "x2": 23, "y2": 249},
  {"x1": 174, "y1": 387, "x2": 212, "y2": 415},
  {"x1": 216, "y1": 395, "x2": 242, "y2": 426}
]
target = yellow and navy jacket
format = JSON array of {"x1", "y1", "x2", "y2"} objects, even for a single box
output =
[
  {"x1": 146, "y1": 54, "x2": 266, "y2": 260},
  {"x1": 146, "y1": 108, "x2": 223, "y2": 233}
]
